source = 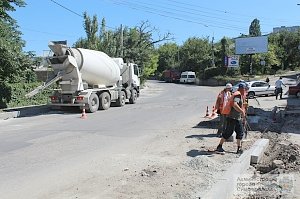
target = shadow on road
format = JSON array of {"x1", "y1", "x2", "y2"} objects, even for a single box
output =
[
  {"x1": 186, "y1": 149, "x2": 214, "y2": 157},
  {"x1": 185, "y1": 134, "x2": 217, "y2": 140},
  {"x1": 193, "y1": 120, "x2": 219, "y2": 129}
]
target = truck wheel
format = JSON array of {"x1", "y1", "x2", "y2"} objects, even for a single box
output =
[
  {"x1": 87, "y1": 93, "x2": 99, "y2": 113},
  {"x1": 116, "y1": 91, "x2": 126, "y2": 107},
  {"x1": 129, "y1": 89, "x2": 137, "y2": 104},
  {"x1": 99, "y1": 92, "x2": 111, "y2": 110},
  {"x1": 248, "y1": 91, "x2": 255, "y2": 99}
]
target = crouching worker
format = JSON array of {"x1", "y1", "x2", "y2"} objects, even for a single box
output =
[
  {"x1": 215, "y1": 83, "x2": 247, "y2": 154},
  {"x1": 215, "y1": 83, "x2": 232, "y2": 137}
]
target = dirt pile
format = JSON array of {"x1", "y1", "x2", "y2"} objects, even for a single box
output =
[
  {"x1": 235, "y1": 111, "x2": 300, "y2": 199},
  {"x1": 253, "y1": 110, "x2": 300, "y2": 174},
  {"x1": 255, "y1": 132, "x2": 300, "y2": 174}
]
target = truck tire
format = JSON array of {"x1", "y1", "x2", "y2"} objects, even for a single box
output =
[
  {"x1": 99, "y1": 92, "x2": 111, "y2": 110},
  {"x1": 116, "y1": 91, "x2": 126, "y2": 107},
  {"x1": 129, "y1": 89, "x2": 137, "y2": 104},
  {"x1": 87, "y1": 93, "x2": 99, "y2": 113}
]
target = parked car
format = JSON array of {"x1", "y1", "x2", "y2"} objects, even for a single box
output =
[
  {"x1": 232, "y1": 81, "x2": 276, "y2": 98},
  {"x1": 288, "y1": 82, "x2": 300, "y2": 98}
]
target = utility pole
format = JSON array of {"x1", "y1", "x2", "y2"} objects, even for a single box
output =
[
  {"x1": 120, "y1": 24, "x2": 123, "y2": 57},
  {"x1": 211, "y1": 35, "x2": 215, "y2": 67}
]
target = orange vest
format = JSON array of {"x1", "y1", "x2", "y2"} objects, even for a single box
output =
[
  {"x1": 215, "y1": 90, "x2": 231, "y2": 114},
  {"x1": 222, "y1": 91, "x2": 245, "y2": 115}
]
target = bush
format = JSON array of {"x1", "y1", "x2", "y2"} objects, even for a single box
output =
[
  {"x1": 0, "y1": 81, "x2": 53, "y2": 109},
  {"x1": 226, "y1": 67, "x2": 240, "y2": 76},
  {"x1": 204, "y1": 67, "x2": 227, "y2": 79}
]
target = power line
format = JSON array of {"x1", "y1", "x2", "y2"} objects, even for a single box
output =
[
  {"x1": 109, "y1": 0, "x2": 247, "y2": 31},
  {"x1": 50, "y1": 0, "x2": 83, "y2": 18},
  {"x1": 123, "y1": 0, "x2": 251, "y2": 25},
  {"x1": 166, "y1": 0, "x2": 297, "y2": 24},
  {"x1": 49, "y1": 0, "x2": 117, "y2": 30},
  {"x1": 109, "y1": 0, "x2": 299, "y2": 31}
]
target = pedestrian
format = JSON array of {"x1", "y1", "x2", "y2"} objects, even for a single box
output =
[
  {"x1": 215, "y1": 83, "x2": 247, "y2": 154},
  {"x1": 275, "y1": 76, "x2": 286, "y2": 100},
  {"x1": 266, "y1": 77, "x2": 270, "y2": 84},
  {"x1": 215, "y1": 83, "x2": 232, "y2": 137}
]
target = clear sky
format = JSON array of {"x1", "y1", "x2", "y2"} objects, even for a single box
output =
[{"x1": 10, "y1": 0, "x2": 300, "y2": 56}]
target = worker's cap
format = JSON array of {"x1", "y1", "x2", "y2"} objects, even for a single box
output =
[
  {"x1": 238, "y1": 83, "x2": 246, "y2": 89},
  {"x1": 225, "y1": 83, "x2": 232, "y2": 89}
]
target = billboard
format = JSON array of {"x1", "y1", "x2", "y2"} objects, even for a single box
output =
[{"x1": 235, "y1": 36, "x2": 268, "y2": 54}]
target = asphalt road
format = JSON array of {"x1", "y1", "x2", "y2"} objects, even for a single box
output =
[{"x1": 0, "y1": 80, "x2": 219, "y2": 199}]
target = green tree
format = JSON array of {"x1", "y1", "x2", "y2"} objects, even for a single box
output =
[
  {"x1": 142, "y1": 54, "x2": 159, "y2": 81},
  {"x1": 0, "y1": 0, "x2": 35, "y2": 108},
  {"x1": 180, "y1": 37, "x2": 211, "y2": 77},
  {"x1": 83, "y1": 12, "x2": 99, "y2": 50},
  {"x1": 268, "y1": 31, "x2": 300, "y2": 71},
  {"x1": 216, "y1": 37, "x2": 234, "y2": 67},
  {"x1": 249, "y1": 18, "x2": 261, "y2": 37},
  {"x1": 156, "y1": 43, "x2": 180, "y2": 73},
  {"x1": 0, "y1": 0, "x2": 26, "y2": 21},
  {"x1": 75, "y1": 17, "x2": 172, "y2": 82}
]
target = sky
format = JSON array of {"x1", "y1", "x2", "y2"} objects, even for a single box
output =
[{"x1": 10, "y1": 0, "x2": 300, "y2": 56}]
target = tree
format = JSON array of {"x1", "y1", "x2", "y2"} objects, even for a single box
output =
[
  {"x1": 75, "y1": 17, "x2": 173, "y2": 82},
  {"x1": 0, "y1": 0, "x2": 26, "y2": 22},
  {"x1": 249, "y1": 18, "x2": 261, "y2": 37},
  {"x1": 0, "y1": 0, "x2": 35, "y2": 108},
  {"x1": 156, "y1": 43, "x2": 180, "y2": 73},
  {"x1": 0, "y1": 1, "x2": 33, "y2": 83},
  {"x1": 83, "y1": 12, "x2": 99, "y2": 50},
  {"x1": 218, "y1": 37, "x2": 234, "y2": 67},
  {"x1": 142, "y1": 54, "x2": 159, "y2": 81},
  {"x1": 180, "y1": 37, "x2": 211, "y2": 75}
]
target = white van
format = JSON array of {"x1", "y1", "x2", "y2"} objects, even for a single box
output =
[{"x1": 180, "y1": 71, "x2": 196, "y2": 84}]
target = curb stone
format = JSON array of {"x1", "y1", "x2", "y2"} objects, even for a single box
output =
[{"x1": 0, "y1": 104, "x2": 50, "y2": 120}]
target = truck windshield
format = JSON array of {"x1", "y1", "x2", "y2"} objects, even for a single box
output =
[{"x1": 188, "y1": 75, "x2": 195, "y2": 78}]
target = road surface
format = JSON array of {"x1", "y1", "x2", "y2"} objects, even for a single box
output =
[{"x1": 0, "y1": 81, "x2": 220, "y2": 199}]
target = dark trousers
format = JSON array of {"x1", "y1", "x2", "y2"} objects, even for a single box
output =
[
  {"x1": 217, "y1": 114, "x2": 226, "y2": 135},
  {"x1": 275, "y1": 87, "x2": 283, "y2": 99},
  {"x1": 222, "y1": 117, "x2": 244, "y2": 140}
]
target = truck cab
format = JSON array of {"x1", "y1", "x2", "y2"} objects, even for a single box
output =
[{"x1": 180, "y1": 71, "x2": 196, "y2": 84}]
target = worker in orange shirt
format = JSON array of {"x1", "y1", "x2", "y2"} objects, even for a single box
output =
[
  {"x1": 216, "y1": 83, "x2": 247, "y2": 154},
  {"x1": 215, "y1": 83, "x2": 232, "y2": 137}
]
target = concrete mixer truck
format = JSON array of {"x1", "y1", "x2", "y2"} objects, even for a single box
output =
[{"x1": 26, "y1": 42, "x2": 140, "y2": 113}]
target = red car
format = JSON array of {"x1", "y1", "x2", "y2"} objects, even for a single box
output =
[{"x1": 288, "y1": 82, "x2": 300, "y2": 98}]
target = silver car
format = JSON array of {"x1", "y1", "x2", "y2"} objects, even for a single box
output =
[{"x1": 232, "y1": 81, "x2": 276, "y2": 98}]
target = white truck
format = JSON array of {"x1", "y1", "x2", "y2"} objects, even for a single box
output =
[{"x1": 26, "y1": 42, "x2": 140, "y2": 113}]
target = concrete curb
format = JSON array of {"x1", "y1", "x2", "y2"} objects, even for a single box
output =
[
  {"x1": 0, "y1": 104, "x2": 51, "y2": 120},
  {"x1": 203, "y1": 139, "x2": 270, "y2": 199},
  {"x1": 250, "y1": 139, "x2": 269, "y2": 164}
]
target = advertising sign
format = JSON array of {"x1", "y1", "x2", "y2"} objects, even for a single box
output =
[
  {"x1": 227, "y1": 55, "x2": 239, "y2": 67},
  {"x1": 235, "y1": 36, "x2": 268, "y2": 54}
]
